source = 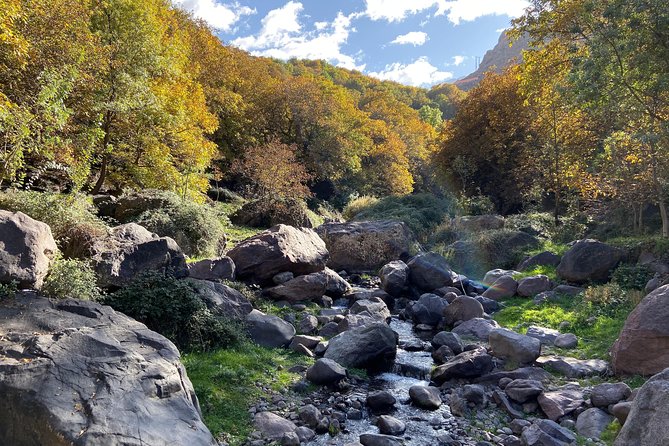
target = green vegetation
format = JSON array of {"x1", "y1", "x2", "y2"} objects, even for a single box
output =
[
  {"x1": 184, "y1": 344, "x2": 312, "y2": 445},
  {"x1": 512, "y1": 265, "x2": 559, "y2": 282},
  {"x1": 42, "y1": 257, "x2": 101, "y2": 301}
]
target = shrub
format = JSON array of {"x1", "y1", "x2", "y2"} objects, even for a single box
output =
[
  {"x1": 612, "y1": 264, "x2": 653, "y2": 291},
  {"x1": 0, "y1": 281, "x2": 18, "y2": 300},
  {"x1": 229, "y1": 198, "x2": 313, "y2": 229},
  {"x1": 505, "y1": 212, "x2": 588, "y2": 243},
  {"x1": 343, "y1": 195, "x2": 380, "y2": 220},
  {"x1": 42, "y1": 257, "x2": 101, "y2": 301},
  {"x1": 455, "y1": 193, "x2": 495, "y2": 216},
  {"x1": 103, "y1": 272, "x2": 243, "y2": 352}
]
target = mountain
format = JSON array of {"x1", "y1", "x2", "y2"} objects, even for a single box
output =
[{"x1": 453, "y1": 31, "x2": 530, "y2": 91}]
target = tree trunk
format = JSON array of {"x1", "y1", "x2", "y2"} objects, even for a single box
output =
[
  {"x1": 638, "y1": 204, "x2": 644, "y2": 234},
  {"x1": 91, "y1": 154, "x2": 108, "y2": 194},
  {"x1": 660, "y1": 198, "x2": 669, "y2": 237},
  {"x1": 554, "y1": 188, "x2": 560, "y2": 226}
]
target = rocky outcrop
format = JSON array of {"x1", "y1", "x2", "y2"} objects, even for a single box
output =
[
  {"x1": 0, "y1": 294, "x2": 216, "y2": 446},
  {"x1": 612, "y1": 285, "x2": 669, "y2": 375},
  {"x1": 228, "y1": 224, "x2": 328, "y2": 283},
  {"x1": 316, "y1": 221, "x2": 413, "y2": 272},
  {"x1": 557, "y1": 239, "x2": 622, "y2": 283},
  {"x1": 324, "y1": 323, "x2": 397, "y2": 369},
  {"x1": 0, "y1": 210, "x2": 58, "y2": 289},
  {"x1": 91, "y1": 223, "x2": 188, "y2": 288},
  {"x1": 407, "y1": 252, "x2": 456, "y2": 292}
]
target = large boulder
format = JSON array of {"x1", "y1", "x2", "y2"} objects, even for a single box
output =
[
  {"x1": 91, "y1": 223, "x2": 187, "y2": 288},
  {"x1": 557, "y1": 239, "x2": 622, "y2": 283},
  {"x1": 576, "y1": 408, "x2": 613, "y2": 440},
  {"x1": 410, "y1": 293, "x2": 449, "y2": 326},
  {"x1": 379, "y1": 260, "x2": 409, "y2": 297},
  {"x1": 228, "y1": 224, "x2": 328, "y2": 283},
  {"x1": 482, "y1": 275, "x2": 518, "y2": 300},
  {"x1": 431, "y1": 347, "x2": 494, "y2": 384},
  {"x1": 590, "y1": 382, "x2": 631, "y2": 408},
  {"x1": 0, "y1": 294, "x2": 216, "y2": 446},
  {"x1": 521, "y1": 419, "x2": 576, "y2": 446},
  {"x1": 316, "y1": 220, "x2": 413, "y2": 272},
  {"x1": 322, "y1": 267, "x2": 352, "y2": 297},
  {"x1": 489, "y1": 328, "x2": 541, "y2": 365},
  {"x1": 452, "y1": 215, "x2": 505, "y2": 232},
  {"x1": 452, "y1": 318, "x2": 500, "y2": 340},
  {"x1": 518, "y1": 251, "x2": 562, "y2": 271},
  {"x1": 186, "y1": 279, "x2": 253, "y2": 318},
  {"x1": 254, "y1": 412, "x2": 297, "y2": 441},
  {"x1": 612, "y1": 285, "x2": 669, "y2": 375},
  {"x1": 443, "y1": 295, "x2": 484, "y2": 327},
  {"x1": 407, "y1": 252, "x2": 456, "y2": 292},
  {"x1": 306, "y1": 358, "x2": 347, "y2": 385},
  {"x1": 538, "y1": 385, "x2": 585, "y2": 421},
  {"x1": 350, "y1": 298, "x2": 390, "y2": 322},
  {"x1": 0, "y1": 210, "x2": 58, "y2": 289},
  {"x1": 324, "y1": 323, "x2": 397, "y2": 369},
  {"x1": 614, "y1": 367, "x2": 669, "y2": 446},
  {"x1": 246, "y1": 310, "x2": 295, "y2": 348},
  {"x1": 537, "y1": 356, "x2": 609, "y2": 378},
  {"x1": 266, "y1": 272, "x2": 328, "y2": 302},
  {"x1": 408, "y1": 385, "x2": 442, "y2": 409},
  {"x1": 517, "y1": 275, "x2": 552, "y2": 297},
  {"x1": 482, "y1": 269, "x2": 519, "y2": 287},
  {"x1": 187, "y1": 256, "x2": 235, "y2": 281}
]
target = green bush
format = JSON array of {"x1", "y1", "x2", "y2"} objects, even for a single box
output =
[
  {"x1": 0, "y1": 281, "x2": 18, "y2": 300},
  {"x1": 612, "y1": 264, "x2": 653, "y2": 290},
  {"x1": 455, "y1": 193, "x2": 495, "y2": 216},
  {"x1": 42, "y1": 257, "x2": 101, "y2": 301},
  {"x1": 505, "y1": 212, "x2": 588, "y2": 243},
  {"x1": 103, "y1": 272, "x2": 243, "y2": 352},
  {"x1": 229, "y1": 198, "x2": 313, "y2": 229}
]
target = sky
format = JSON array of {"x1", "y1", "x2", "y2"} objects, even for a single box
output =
[{"x1": 173, "y1": 0, "x2": 530, "y2": 88}]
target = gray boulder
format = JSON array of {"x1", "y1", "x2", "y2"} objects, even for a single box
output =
[
  {"x1": 186, "y1": 279, "x2": 253, "y2": 318},
  {"x1": 359, "y1": 433, "x2": 404, "y2": 446},
  {"x1": 526, "y1": 326, "x2": 560, "y2": 345},
  {"x1": 432, "y1": 331, "x2": 464, "y2": 354},
  {"x1": 246, "y1": 310, "x2": 296, "y2": 348},
  {"x1": 504, "y1": 379, "x2": 544, "y2": 403},
  {"x1": 306, "y1": 358, "x2": 347, "y2": 385},
  {"x1": 366, "y1": 391, "x2": 396, "y2": 414},
  {"x1": 407, "y1": 252, "x2": 456, "y2": 292},
  {"x1": 431, "y1": 347, "x2": 494, "y2": 384},
  {"x1": 489, "y1": 328, "x2": 541, "y2": 365},
  {"x1": 576, "y1": 408, "x2": 613, "y2": 439},
  {"x1": 324, "y1": 323, "x2": 397, "y2": 369},
  {"x1": 254, "y1": 412, "x2": 297, "y2": 441},
  {"x1": 554, "y1": 333, "x2": 578, "y2": 349},
  {"x1": 376, "y1": 415, "x2": 406, "y2": 436},
  {"x1": 557, "y1": 239, "x2": 622, "y2": 283},
  {"x1": 482, "y1": 275, "x2": 518, "y2": 300},
  {"x1": 410, "y1": 293, "x2": 449, "y2": 325},
  {"x1": 521, "y1": 419, "x2": 576, "y2": 446},
  {"x1": 443, "y1": 295, "x2": 484, "y2": 326},
  {"x1": 518, "y1": 251, "x2": 561, "y2": 271},
  {"x1": 538, "y1": 385, "x2": 584, "y2": 421},
  {"x1": 0, "y1": 210, "x2": 57, "y2": 289},
  {"x1": 228, "y1": 224, "x2": 328, "y2": 283},
  {"x1": 409, "y1": 385, "x2": 442, "y2": 409},
  {"x1": 517, "y1": 275, "x2": 552, "y2": 297},
  {"x1": 536, "y1": 356, "x2": 609, "y2": 378},
  {"x1": 322, "y1": 267, "x2": 352, "y2": 297},
  {"x1": 483, "y1": 269, "x2": 519, "y2": 287},
  {"x1": 266, "y1": 271, "x2": 328, "y2": 302},
  {"x1": 187, "y1": 256, "x2": 235, "y2": 281},
  {"x1": 379, "y1": 260, "x2": 409, "y2": 296},
  {"x1": 0, "y1": 294, "x2": 216, "y2": 446},
  {"x1": 350, "y1": 297, "x2": 390, "y2": 322},
  {"x1": 452, "y1": 318, "x2": 500, "y2": 340},
  {"x1": 590, "y1": 382, "x2": 631, "y2": 408}
]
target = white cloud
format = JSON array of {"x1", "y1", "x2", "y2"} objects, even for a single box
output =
[
  {"x1": 232, "y1": 2, "x2": 364, "y2": 70},
  {"x1": 369, "y1": 57, "x2": 453, "y2": 87},
  {"x1": 452, "y1": 55, "x2": 466, "y2": 66},
  {"x1": 391, "y1": 31, "x2": 429, "y2": 46},
  {"x1": 363, "y1": 0, "x2": 529, "y2": 24},
  {"x1": 174, "y1": 0, "x2": 255, "y2": 32}
]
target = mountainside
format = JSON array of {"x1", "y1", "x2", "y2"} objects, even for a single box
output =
[{"x1": 453, "y1": 31, "x2": 530, "y2": 91}]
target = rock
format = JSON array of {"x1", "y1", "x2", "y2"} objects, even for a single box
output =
[
  {"x1": 0, "y1": 210, "x2": 58, "y2": 289},
  {"x1": 537, "y1": 356, "x2": 609, "y2": 378},
  {"x1": 317, "y1": 221, "x2": 413, "y2": 272},
  {"x1": 0, "y1": 294, "x2": 216, "y2": 445},
  {"x1": 614, "y1": 367, "x2": 669, "y2": 445},
  {"x1": 254, "y1": 412, "x2": 297, "y2": 440},
  {"x1": 306, "y1": 358, "x2": 347, "y2": 385},
  {"x1": 322, "y1": 267, "x2": 352, "y2": 297},
  {"x1": 407, "y1": 252, "x2": 456, "y2": 292},
  {"x1": 289, "y1": 335, "x2": 322, "y2": 351},
  {"x1": 476, "y1": 295, "x2": 500, "y2": 313},
  {"x1": 518, "y1": 251, "x2": 561, "y2": 271},
  {"x1": 452, "y1": 318, "x2": 500, "y2": 340},
  {"x1": 576, "y1": 408, "x2": 613, "y2": 439},
  {"x1": 273, "y1": 271, "x2": 294, "y2": 284},
  {"x1": 557, "y1": 239, "x2": 622, "y2": 283},
  {"x1": 483, "y1": 269, "x2": 519, "y2": 287},
  {"x1": 379, "y1": 260, "x2": 409, "y2": 297},
  {"x1": 267, "y1": 271, "x2": 328, "y2": 302},
  {"x1": 504, "y1": 379, "x2": 545, "y2": 403},
  {"x1": 517, "y1": 275, "x2": 552, "y2": 297},
  {"x1": 492, "y1": 390, "x2": 524, "y2": 419},
  {"x1": 462, "y1": 384, "x2": 486, "y2": 405},
  {"x1": 554, "y1": 333, "x2": 578, "y2": 349},
  {"x1": 186, "y1": 279, "x2": 253, "y2": 318},
  {"x1": 324, "y1": 323, "x2": 397, "y2": 369},
  {"x1": 187, "y1": 256, "x2": 235, "y2": 281},
  {"x1": 431, "y1": 347, "x2": 494, "y2": 384},
  {"x1": 521, "y1": 419, "x2": 576, "y2": 446},
  {"x1": 553, "y1": 285, "x2": 584, "y2": 296},
  {"x1": 281, "y1": 432, "x2": 300, "y2": 446},
  {"x1": 443, "y1": 296, "x2": 484, "y2": 326},
  {"x1": 409, "y1": 385, "x2": 442, "y2": 410},
  {"x1": 411, "y1": 293, "x2": 449, "y2": 325},
  {"x1": 432, "y1": 331, "x2": 464, "y2": 354},
  {"x1": 295, "y1": 426, "x2": 316, "y2": 442},
  {"x1": 432, "y1": 345, "x2": 455, "y2": 364},
  {"x1": 91, "y1": 223, "x2": 187, "y2": 288},
  {"x1": 482, "y1": 275, "x2": 518, "y2": 300},
  {"x1": 489, "y1": 328, "x2": 541, "y2": 365},
  {"x1": 526, "y1": 326, "x2": 560, "y2": 346},
  {"x1": 611, "y1": 401, "x2": 633, "y2": 426},
  {"x1": 350, "y1": 297, "x2": 391, "y2": 322},
  {"x1": 359, "y1": 433, "x2": 404, "y2": 446},
  {"x1": 228, "y1": 224, "x2": 328, "y2": 283},
  {"x1": 319, "y1": 321, "x2": 340, "y2": 338},
  {"x1": 510, "y1": 418, "x2": 531, "y2": 435},
  {"x1": 246, "y1": 310, "x2": 296, "y2": 348},
  {"x1": 475, "y1": 367, "x2": 552, "y2": 385},
  {"x1": 377, "y1": 415, "x2": 406, "y2": 435},
  {"x1": 612, "y1": 284, "x2": 669, "y2": 375},
  {"x1": 337, "y1": 314, "x2": 377, "y2": 333},
  {"x1": 366, "y1": 391, "x2": 396, "y2": 414},
  {"x1": 590, "y1": 382, "x2": 631, "y2": 408},
  {"x1": 538, "y1": 385, "x2": 584, "y2": 421},
  {"x1": 453, "y1": 215, "x2": 505, "y2": 232},
  {"x1": 298, "y1": 314, "x2": 319, "y2": 334}
]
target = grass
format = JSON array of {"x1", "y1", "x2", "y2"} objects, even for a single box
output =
[
  {"x1": 183, "y1": 343, "x2": 313, "y2": 445},
  {"x1": 512, "y1": 265, "x2": 559, "y2": 282}
]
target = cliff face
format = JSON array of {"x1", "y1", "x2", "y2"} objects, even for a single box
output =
[{"x1": 453, "y1": 31, "x2": 530, "y2": 91}]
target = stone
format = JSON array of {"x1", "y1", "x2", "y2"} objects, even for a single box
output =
[
  {"x1": 452, "y1": 318, "x2": 500, "y2": 340},
  {"x1": 379, "y1": 260, "x2": 409, "y2": 297},
  {"x1": 557, "y1": 239, "x2": 622, "y2": 283},
  {"x1": 322, "y1": 267, "x2": 352, "y2": 297},
  {"x1": 576, "y1": 408, "x2": 613, "y2": 439},
  {"x1": 267, "y1": 271, "x2": 328, "y2": 302},
  {"x1": 246, "y1": 310, "x2": 296, "y2": 348},
  {"x1": 337, "y1": 314, "x2": 377, "y2": 333},
  {"x1": 186, "y1": 279, "x2": 253, "y2": 318},
  {"x1": 306, "y1": 358, "x2": 347, "y2": 385},
  {"x1": 538, "y1": 386, "x2": 585, "y2": 421},
  {"x1": 295, "y1": 426, "x2": 316, "y2": 442},
  {"x1": 359, "y1": 433, "x2": 404, "y2": 446},
  {"x1": 614, "y1": 367, "x2": 669, "y2": 445},
  {"x1": 409, "y1": 385, "x2": 442, "y2": 410},
  {"x1": 518, "y1": 251, "x2": 561, "y2": 271},
  {"x1": 432, "y1": 331, "x2": 464, "y2": 354},
  {"x1": 0, "y1": 210, "x2": 57, "y2": 289},
  {"x1": 316, "y1": 220, "x2": 413, "y2": 272},
  {"x1": 553, "y1": 285, "x2": 584, "y2": 296},
  {"x1": 298, "y1": 314, "x2": 319, "y2": 334},
  {"x1": 612, "y1": 285, "x2": 669, "y2": 375},
  {"x1": 407, "y1": 252, "x2": 456, "y2": 292},
  {"x1": 526, "y1": 326, "x2": 560, "y2": 345},
  {"x1": 187, "y1": 256, "x2": 235, "y2": 281},
  {"x1": 411, "y1": 293, "x2": 449, "y2": 325},
  {"x1": 254, "y1": 412, "x2": 297, "y2": 440},
  {"x1": 298, "y1": 404, "x2": 322, "y2": 428},
  {"x1": 0, "y1": 294, "x2": 216, "y2": 445},
  {"x1": 366, "y1": 391, "x2": 396, "y2": 414},
  {"x1": 350, "y1": 297, "x2": 391, "y2": 322},
  {"x1": 504, "y1": 379, "x2": 545, "y2": 403},
  {"x1": 482, "y1": 275, "x2": 518, "y2": 300},
  {"x1": 318, "y1": 321, "x2": 340, "y2": 338},
  {"x1": 281, "y1": 432, "x2": 300, "y2": 446},
  {"x1": 432, "y1": 345, "x2": 455, "y2": 364},
  {"x1": 228, "y1": 224, "x2": 328, "y2": 283},
  {"x1": 462, "y1": 384, "x2": 486, "y2": 406},
  {"x1": 492, "y1": 390, "x2": 524, "y2": 419},
  {"x1": 517, "y1": 275, "x2": 552, "y2": 297},
  {"x1": 377, "y1": 415, "x2": 406, "y2": 436},
  {"x1": 91, "y1": 223, "x2": 187, "y2": 288},
  {"x1": 510, "y1": 418, "x2": 531, "y2": 435},
  {"x1": 536, "y1": 356, "x2": 609, "y2": 378},
  {"x1": 489, "y1": 328, "x2": 541, "y2": 365},
  {"x1": 324, "y1": 323, "x2": 397, "y2": 369},
  {"x1": 273, "y1": 271, "x2": 294, "y2": 284},
  {"x1": 431, "y1": 347, "x2": 494, "y2": 384},
  {"x1": 476, "y1": 295, "x2": 501, "y2": 313},
  {"x1": 611, "y1": 401, "x2": 633, "y2": 426},
  {"x1": 554, "y1": 334, "x2": 578, "y2": 349},
  {"x1": 483, "y1": 269, "x2": 519, "y2": 287},
  {"x1": 452, "y1": 215, "x2": 505, "y2": 232},
  {"x1": 521, "y1": 419, "x2": 576, "y2": 446},
  {"x1": 590, "y1": 382, "x2": 631, "y2": 408},
  {"x1": 475, "y1": 367, "x2": 552, "y2": 385},
  {"x1": 443, "y1": 295, "x2": 485, "y2": 326},
  {"x1": 289, "y1": 335, "x2": 322, "y2": 351}
]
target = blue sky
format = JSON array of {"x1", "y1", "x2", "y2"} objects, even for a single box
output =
[{"x1": 173, "y1": 0, "x2": 530, "y2": 87}]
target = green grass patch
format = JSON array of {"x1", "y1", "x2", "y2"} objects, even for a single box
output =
[
  {"x1": 184, "y1": 343, "x2": 313, "y2": 445},
  {"x1": 512, "y1": 265, "x2": 559, "y2": 282}
]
